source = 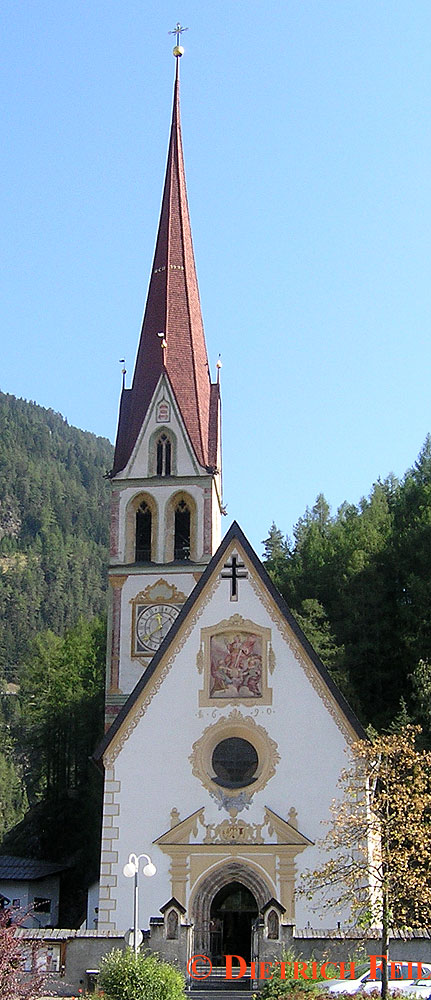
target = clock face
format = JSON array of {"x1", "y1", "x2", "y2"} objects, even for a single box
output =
[{"x1": 135, "y1": 604, "x2": 180, "y2": 654}]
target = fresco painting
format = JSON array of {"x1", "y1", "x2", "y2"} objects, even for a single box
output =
[{"x1": 209, "y1": 632, "x2": 262, "y2": 698}]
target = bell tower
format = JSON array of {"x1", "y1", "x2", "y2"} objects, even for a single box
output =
[{"x1": 105, "y1": 47, "x2": 222, "y2": 726}]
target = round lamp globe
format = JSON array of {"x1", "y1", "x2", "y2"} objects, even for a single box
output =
[{"x1": 123, "y1": 861, "x2": 136, "y2": 878}]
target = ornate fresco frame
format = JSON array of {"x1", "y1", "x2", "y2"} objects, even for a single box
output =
[
  {"x1": 189, "y1": 709, "x2": 280, "y2": 809},
  {"x1": 197, "y1": 613, "x2": 275, "y2": 708}
]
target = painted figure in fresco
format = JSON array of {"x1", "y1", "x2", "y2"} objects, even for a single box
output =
[
  {"x1": 209, "y1": 632, "x2": 262, "y2": 698},
  {"x1": 166, "y1": 909, "x2": 178, "y2": 939}
]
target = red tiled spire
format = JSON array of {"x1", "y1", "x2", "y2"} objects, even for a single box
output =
[{"x1": 113, "y1": 58, "x2": 217, "y2": 476}]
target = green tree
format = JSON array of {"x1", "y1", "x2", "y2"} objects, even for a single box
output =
[
  {"x1": 262, "y1": 523, "x2": 290, "y2": 594},
  {"x1": 262, "y1": 470, "x2": 431, "y2": 729},
  {"x1": 0, "y1": 691, "x2": 27, "y2": 839},
  {"x1": 409, "y1": 659, "x2": 431, "y2": 745},
  {"x1": 294, "y1": 598, "x2": 350, "y2": 697},
  {"x1": 262, "y1": 523, "x2": 288, "y2": 561},
  {"x1": 1, "y1": 616, "x2": 106, "y2": 925},
  {"x1": 19, "y1": 616, "x2": 105, "y2": 801}
]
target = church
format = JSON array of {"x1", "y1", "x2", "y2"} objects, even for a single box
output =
[{"x1": 94, "y1": 42, "x2": 367, "y2": 966}]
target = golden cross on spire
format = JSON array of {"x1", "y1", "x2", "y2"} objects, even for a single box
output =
[
  {"x1": 169, "y1": 21, "x2": 188, "y2": 56},
  {"x1": 169, "y1": 22, "x2": 189, "y2": 46}
]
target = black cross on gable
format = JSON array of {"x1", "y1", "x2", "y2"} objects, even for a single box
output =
[{"x1": 221, "y1": 554, "x2": 248, "y2": 600}]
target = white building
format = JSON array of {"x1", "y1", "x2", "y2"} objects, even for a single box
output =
[{"x1": 95, "y1": 47, "x2": 367, "y2": 964}]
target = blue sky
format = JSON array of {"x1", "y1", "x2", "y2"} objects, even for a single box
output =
[{"x1": 2, "y1": 1, "x2": 431, "y2": 553}]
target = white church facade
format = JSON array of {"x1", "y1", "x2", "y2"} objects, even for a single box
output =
[{"x1": 95, "y1": 46, "x2": 367, "y2": 964}]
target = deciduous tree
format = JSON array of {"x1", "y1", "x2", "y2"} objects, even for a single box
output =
[
  {"x1": 302, "y1": 727, "x2": 431, "y2": 999},
  {"x1": 0, "y1": 912, "x2": 45, "y2": 1000}
]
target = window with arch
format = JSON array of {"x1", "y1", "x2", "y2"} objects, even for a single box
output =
[
  {"x1": 135, "y1": 501, "x2": 152, "y2": 562},
  {"x1": 174, "y1": 500, "x2": 191, "y2": 561},
  {"x1": 156, "y1": 433, "x2": 172, "y2": 476}
]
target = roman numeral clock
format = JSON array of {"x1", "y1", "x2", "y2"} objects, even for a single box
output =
[
  {"x1": 130, "y1": 581, "x2": 187, "y2": 661},
  {"x1": 136, "y1": 603, "x2": 180, "y2": 654}
]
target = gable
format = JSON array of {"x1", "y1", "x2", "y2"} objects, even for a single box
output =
[
  {"x1": 154, "y1": 806, "x2": 313, "y2": 848},
  {"x1": 118, "y1": 373, "x2": 205, "y2": 480},
  {"x1": 95, "y1": 521, "x2": 365, "y2": 770},
  {"x1": 96, "y1": 521, "x2": 368, "y2": 933}
]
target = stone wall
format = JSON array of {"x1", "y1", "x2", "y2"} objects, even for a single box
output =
[
  {"x1": 16, "y1": 926, "x2": 431, "y2": 994},
  {"x1": 293, "y1": 931, "x2": 431, "y2": 965},
  {"x1": 16, "y1": 929, "x2": 126, "y2": 995}
]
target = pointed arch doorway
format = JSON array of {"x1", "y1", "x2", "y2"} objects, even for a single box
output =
[
  {"x1": 190, "y1": 861, "x2": 271, "y2": 961},
  {"x1": 209, "y1": 881, "x2": 258, "y2": 965}
]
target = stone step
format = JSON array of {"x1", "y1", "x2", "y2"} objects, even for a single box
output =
[
  {"x1": 187, "y1": 966, "x2": 254, "y2": 992},
  {"x1": 187, "y1": 992, "x2": 255, "y2": 999},
  {"x1": 187, "y1": 986, "x2": 255, "y2": 995},
  {"x1": 187, "y1": 963, "x2": 257, "y2": 994}
]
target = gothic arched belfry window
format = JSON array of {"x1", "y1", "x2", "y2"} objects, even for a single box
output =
[
  {"x1": 174, "y1": 500, "x2": 191, "y2": 560},
  {"x1": 156, "y1": 433, "x2": 172, "y2": 476},
  {"x1": 135, "y1": 501, "x2": 152, "y2": 562}
]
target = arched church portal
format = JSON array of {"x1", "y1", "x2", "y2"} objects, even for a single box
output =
[
  {"x1": 210, "y1": 882, "x2": 258, "y2": 964},
  {"x1": 191, "y1": 863, "x2": 271, "y2": 960}
]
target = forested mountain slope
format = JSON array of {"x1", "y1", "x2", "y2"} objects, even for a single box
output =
[
  {"x1": 0, "y1": 392, "x2": 112, "y2": 921},
  {"x1": 0, "y1": 391, "x2": 113, "y2": 674}
]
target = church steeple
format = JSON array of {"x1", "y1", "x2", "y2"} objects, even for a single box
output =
[
  {"x1": 113, "y1": 53, "x2": 218, "y2": 477},
  {"x1": 104, "y1": 48, "x2": 222, "y2": 727}
]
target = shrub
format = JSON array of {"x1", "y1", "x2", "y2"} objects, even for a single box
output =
[
  {"x1": 259, "y1": 948, "x2": 338, "y2": 1000},
  {"x1": 98, "y1": 948, "x2": 186, "y2": 1000}
]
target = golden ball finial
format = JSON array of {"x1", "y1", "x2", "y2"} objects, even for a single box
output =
[{"x1": 173, "y1": 44, "x2": 184, "y2": 57}]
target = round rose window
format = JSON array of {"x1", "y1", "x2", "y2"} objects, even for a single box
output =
[{"x1": 211, "y1": 737, "x2": 258, "y2": 788}]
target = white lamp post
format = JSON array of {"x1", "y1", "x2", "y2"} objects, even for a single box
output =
[{"x1": 123, "y1": 852, "x2": 156, "y2": 956}]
